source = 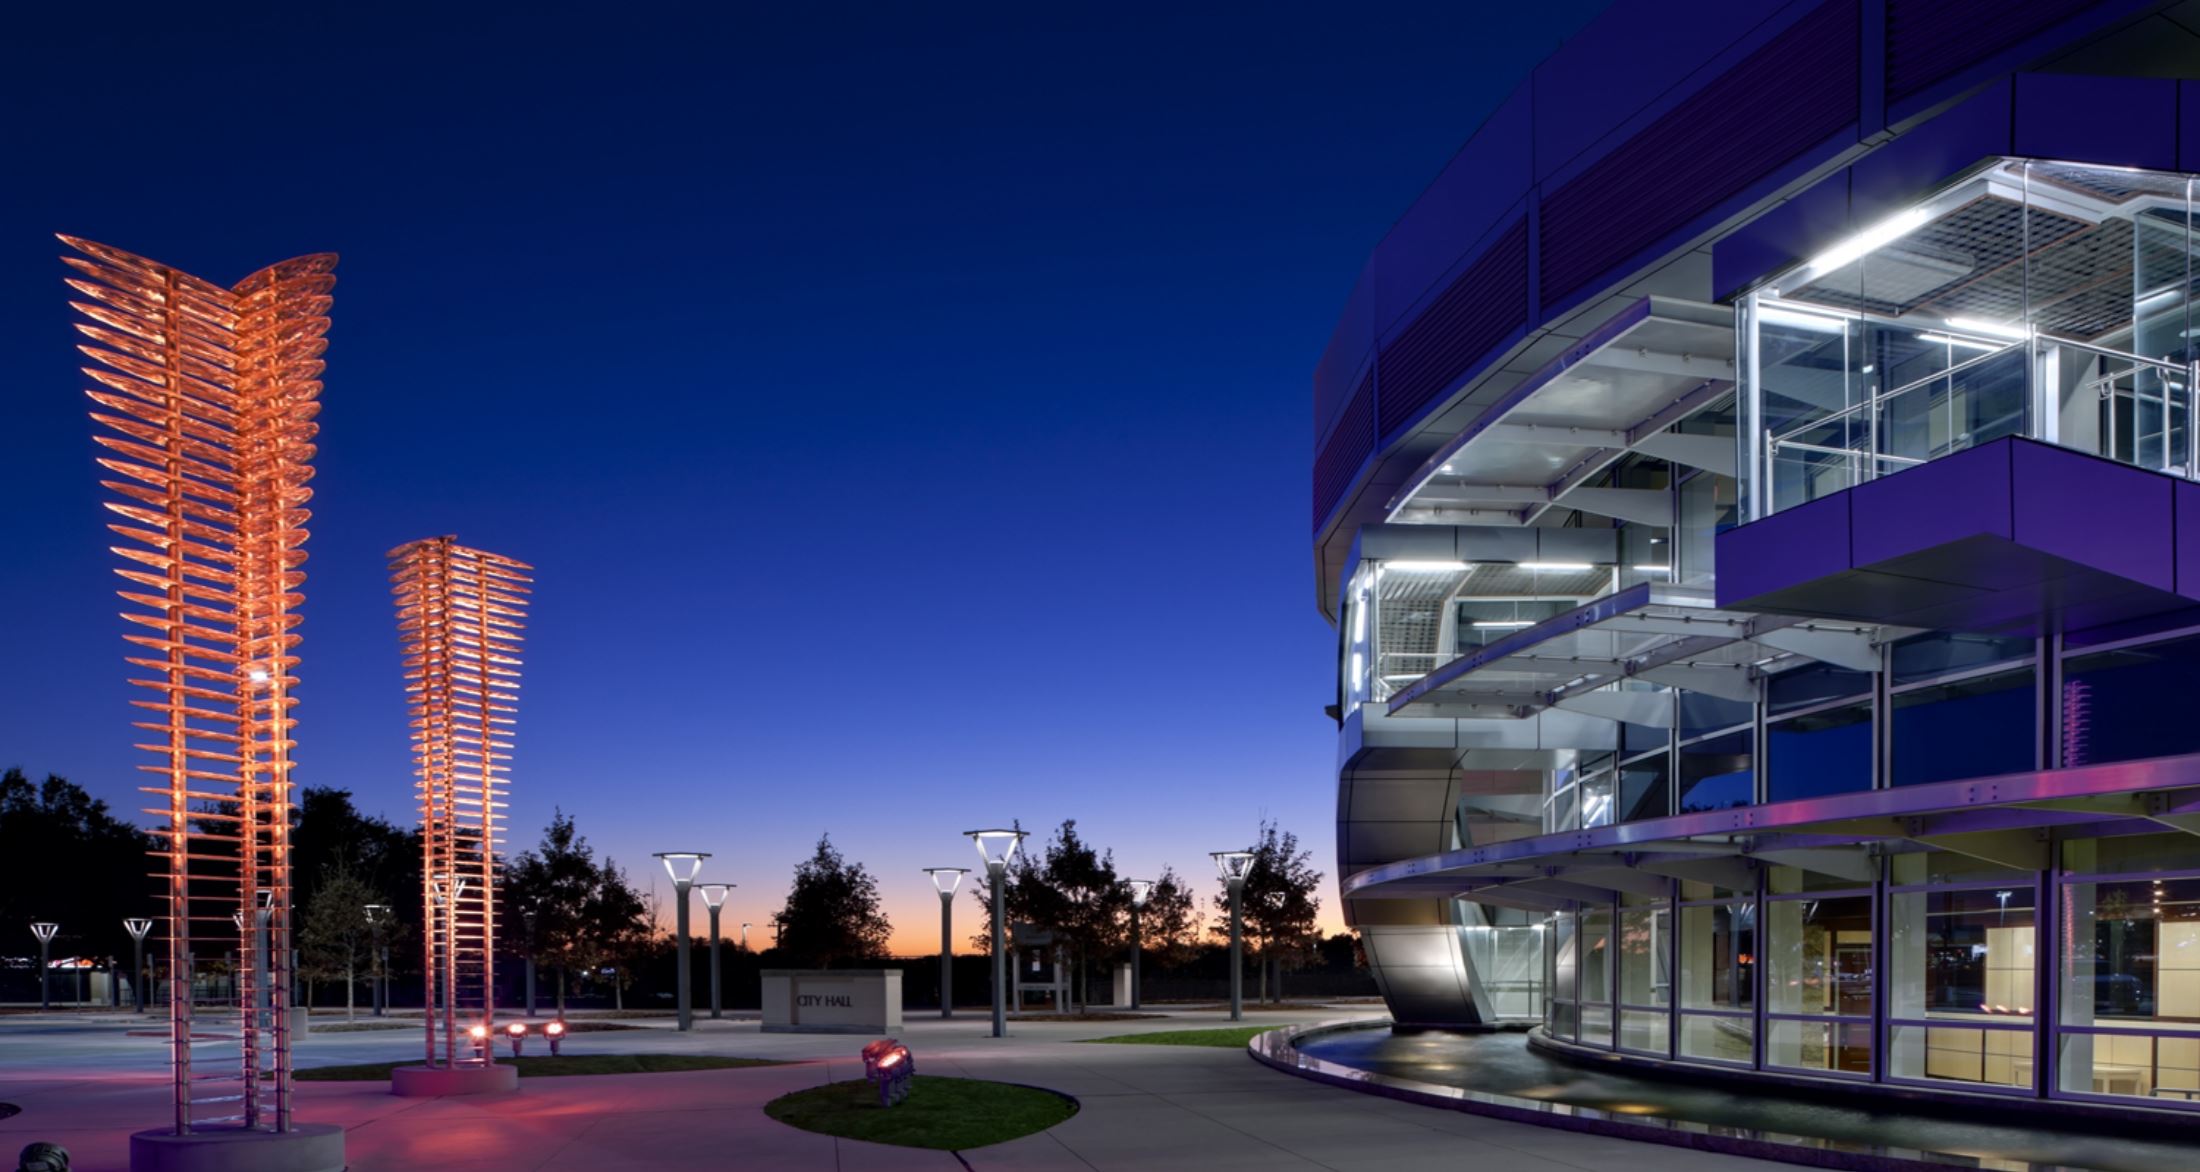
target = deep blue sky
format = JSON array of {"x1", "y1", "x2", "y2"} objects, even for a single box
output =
[{"x1": 0, "y1": 2, "x2": 1608, "y2": 951}]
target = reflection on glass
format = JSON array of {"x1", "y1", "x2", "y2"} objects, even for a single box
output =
[
  {"x1": 1678, "y1": 729, "x2": 1752, "y2": 813},
  {"x1": 1891, "y1": 669, "x2": 2034, "y2": 787},
  {"x1": 2057, "y1": 875, "x2": 2200, "y2": 1099},
  {"x1": 1887, "y1": 886, "x2": 2035, "y2": 1088},
  {"x1": 2064, "y1": 635, "x2": 2200, "y2": 767},
  {"x1": 1767, "y1": 703, "x2": 1871, "y2": 800}
]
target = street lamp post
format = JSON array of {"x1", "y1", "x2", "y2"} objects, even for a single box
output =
[
  {"x1": 965, "y1": 829, "x2": 1025, "y2": 1038},
  {"x1": 520, "y1": 910, "x2": 537, "y2": 1017},
  {"x1": 1126, "y1": 880, "x2": 1155, "y2": 1011},
  {"x1": 740, "y1": 922, "x2": 751, "y2": 951},
  {"x1": 124, "y1": 918, "x2": 154, "y2": 1014},
  {"x1": 925, "y1": 868, "x2": 968, "y2": 1018},
  {"x1": 655, "y1": 853, "x2": 710, "y2": 1031},
  {"x1": 1211, "y1": 852, "x2": 1255, "y2": 1023},
  {"x1": 30, "y1": 923, "x2": 58, "y2": 1011},
  {"x1": 362, "y1": 905, "x2": 390, "y2": 1018},
  {"x1": 697, "y1": 883, "x2": 734, "y2": 1021}
]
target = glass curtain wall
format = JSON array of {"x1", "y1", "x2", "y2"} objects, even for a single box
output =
[
  {"x1": 1619, "y1": 891, "x2": 1673, "y2": 1054},
  {"x1": 1885, "y1": 853, "x2": 2037, "y2": 1092},
  {"x1": 1679, "y1": 879, "x2": 1756, "y2": 1064},
  {"x1": 2058, "y1": 833, "x2": 2200, "y2": 1102},
  {"x1": 1765, "y1": 866, "x2": 1874, "y2": 1076},
  {"x1": 1739, "y1": 160, "x2": 2200, "y2": 521}
]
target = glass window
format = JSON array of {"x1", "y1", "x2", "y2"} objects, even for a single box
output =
[
  {"x1": 1677, "y1": 729, "x2": 1752, "y2": 813},
  {"x1": 1619, "y1": 901, "x2": 1671, "y2": 1007},
  {"x1": 1767, "y1": 895, "x2": 1872, "y2": 1017},
  {"x1": 1890, "y1": 851, "x2": 2034, "y2": 887},
  {"x1": 1681, "y1": 901, "x2": 1755, "y2": 1012},
  {"x1": 1890, "y1": 668, "x2": 2034, "y2": 787},
  {"x1": 2064, "y1": 832, "x2": 2200, "y2": 876},
  {"x1": 1616, "y1": 753, "x2": 1669, "y2": 823},
  {"x1": 1677, "y1": 692, "x2": 1752, "y2": 739},
  {"x1": 1768, "y1": 1019, "x2": 1872, "y2": 1076},
  {"x1": 1579, "y1": 905, "x2": 1612, "y2": 1048},
  {"x1": 2058, "y1": 875, "x2": 2200, "y2": 1100},
  {"x1": 1679, "y1": 1011, "x2": 1753, "y2": 1064},
  {"x1": 2064, "y1": 634, "x2": 2200, "y2": 767},
  {"x1": 1766, "y1": 661, "x2": 1872, "y2": 714},
  {"x1": 1890, "y1": 632, "x2": 2033, "y2": 683},
  {"x1": 1887, "y1": 886, "x2": 2035, "y2": 1089},
  {"x1": 1767, "y1": 703, "x2": 1872, "y2": 801}
]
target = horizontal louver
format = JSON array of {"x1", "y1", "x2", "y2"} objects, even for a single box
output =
[
  {"x1": 1373, "y1": 219, "x2": 1530, "y2": 442},
  {"x1": 1313, "y1": 370, "x2": 1376, "y2": 530},
  {"x1": 1540, "y1": 0, "x2": 1859, "y2": 312}
]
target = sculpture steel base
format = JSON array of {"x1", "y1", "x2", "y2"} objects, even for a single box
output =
[
  {"x1": 390, "y1": 1062, "x2": 521, "y2": 1097},
  {"x1": 130, "y1": 1124, "x2": 344, "y2": 1172}
]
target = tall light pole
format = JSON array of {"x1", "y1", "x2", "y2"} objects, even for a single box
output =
[
  {"x1": 124, "y1": 918, "x2": 154, "y2": 1014},
  {"x1": 1126, "y1": 880, "x2": 1155, "y2": 1011},
  {"x1": 697, "y1": 883, "x2": 734, "y2": 1021},
  {"x1": 925, "y1": 868, "x2": 968, "y2": 1018},
  {"x1": 30, "y1": 923, "x2": 58, "y2": 1011},
  {"x1": 740, "y1": 922, "x2": 751, "y2": 951},
  {"x1": 655, "y1": 853, "x2": 710, "y2": 1031},
  {"x1": 362, "y1": 905, "x2": 390, "y2": 1018},
  {"x1": 965, "y1": 829, "x2": 1025, "y2": 1038},
  {"x1": 1212, "y1": 852, "x2": 1255, "y2": 1023}
]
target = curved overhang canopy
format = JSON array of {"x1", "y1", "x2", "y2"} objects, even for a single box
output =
[
  {"x1": 1385, "y1": 297, "x2": 1736, "y2": 529},
  {"x1": 1342, "y1": 753, "x2": 2200, "y2": 911}
]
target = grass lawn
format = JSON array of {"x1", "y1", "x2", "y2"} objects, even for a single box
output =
[
  {"x1": 1078, "y1": 1026, "x2": 1270, "y2": 1048},
  {"x1": 765, "y1": 1076, "x2": 1075, "y2": 1151},
  {"x1": 294, "y1": 1054, "x2": 785, "y2": 1080}
]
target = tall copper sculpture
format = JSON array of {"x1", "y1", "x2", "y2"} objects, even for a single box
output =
[
  {"x1": 64, "y1": 236, "x2": 335, "y2": 1145},
  {"x1": 390, "y1": 537, "x2": 531, "y2": 1073}
]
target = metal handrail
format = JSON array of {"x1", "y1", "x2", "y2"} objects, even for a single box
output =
[{"x1": 1769, "y1": 338, "x2": 2024, "y2": 448}]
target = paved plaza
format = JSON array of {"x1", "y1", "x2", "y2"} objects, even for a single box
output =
[{"x1": 0, "y1": 1006, "x2": 1796, "y2": 1171}]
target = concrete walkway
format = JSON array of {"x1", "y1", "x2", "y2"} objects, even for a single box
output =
[{"x1": 0, "y1": 1008, "x2": 1794, "y2": 1171}]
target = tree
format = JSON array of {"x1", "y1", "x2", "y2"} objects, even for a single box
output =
[
  {"x1": 1138, "y1": 865, "x2": 1201, "y2": 968},
  {"x1": 504, "y1": 811, "x2": 648, "y2": 1010},
  {"x1": 772, "y1": 835, "x2": 890, "y2": 967},
  {"x1": 0, "y1": 769, "x2": 159, "y2": 974},
  {"x1": 1212, "y1": 820, "x2": 1323, "y2": 1003},
  {"x1": 299, "y1": 865, "x2": 379, "y2": 1020},
  {"x1": 977, "y1": 821, "x2": 1127, "y2": 1012}
]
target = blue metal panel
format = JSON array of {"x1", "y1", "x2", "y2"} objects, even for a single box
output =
[
  {"x1": 1372, "y1": 91, "x2": 1535, "y2": 336},
  {"x1": 2014, "y1": 73, "x2": 2178, "y2": 173},
  {"x1": 1710, "y1": 171, "x2": 1852, "y2": 302}
]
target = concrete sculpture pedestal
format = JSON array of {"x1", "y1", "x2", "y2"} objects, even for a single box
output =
[
  {"x1": 130, "y1": 1123, "x2": 345, "y2": 1172},
  {"x1": 390, "y1": 1062, "x2": 521, "y2": 1097}
]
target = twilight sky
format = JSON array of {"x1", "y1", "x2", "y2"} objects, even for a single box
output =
[{"x1": 0, "y1": 2, "x2": 1608, "y2": 954}]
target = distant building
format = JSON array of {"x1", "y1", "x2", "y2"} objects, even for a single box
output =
[{"x1": 1318, "y1": 0, "x2": 2200, "y2": 1109}]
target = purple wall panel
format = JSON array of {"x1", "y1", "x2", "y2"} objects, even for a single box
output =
[
  {"x1": 1373, "y1": 219, "x2": 1530, "y2": 441},
  {"x1": 1710, "y1": 170, "x2": 1852, "y2": 301},
  {"x1": 1713, "y1": 490, "x2": 1850, "y2": 608},
  {"x1": 1314, "y1": 372, "x2": 1375, "y2": 529},
  {"x1": 2013, "y1": 73, "x2": 2178, "y2": 174},
  {"x1": 1849, "y1": 80, "x2": 2010, "y2": 222},
  {"x1": 2177, "y1": 481, "x2": 2200, "y2": 598},
  {"x1": 2012, "y1": 442, "x2": 2176, "y2": 593},
  {"x1": 1884, "y1": 0, "x2": 2102, "y2": 104},
  {"x1": 1537, "y1": 0, "x2": 1858, "y2": 311},
  {"x1": 1372, "y1": 93, "x2": 1534, "y2": 335},
  {"x1": 1850, "y1": 442, "x2": 2012, "y2": 567},
  {"x1": 2182, "y1": 81, "x2": 2200, "y2": 174},
  {"x1": 1530, "y1": 0, "x2": 1797, "y2": 184},
  {"x1": 1314, "y1": 260, "x2": 1376, "y2": 445}
]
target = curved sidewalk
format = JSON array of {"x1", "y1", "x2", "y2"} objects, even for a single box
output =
[{"x1": 0, "y1": 1009, "x2": 1794, "y2": 1171}]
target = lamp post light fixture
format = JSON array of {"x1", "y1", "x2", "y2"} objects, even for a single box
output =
[
  {"x1": 924, "y1": 868, "x2": 968, "y2": 1019},
  {"x1": 1211, "y1": 851, "x2": 1256, "y2": 1023},
  {"x1": 124, "y1": 918, "x2": 154, "y2": 1014},
  {"x1": 965, "y1": 829, "x2": 1025, "y2": 1038},
  {"x1": 30, "y1": 923, "x2": 58, "y2": 1011},
  {"x1": 697, "y1": 883, "x2": 734, "y2": 1021},
  {"x1": 740, "y1": 922, "x2": 751, "y2": 951},
  {"x1": 1126, "y1": 880, "x2": 1155, "y2": 1011},
  {"x1": 363, "y1": 904, "x2": 391, "y2": 1018},
  {"x1": 655, "y1": 852, "x2": 710, "y2": 1031}
]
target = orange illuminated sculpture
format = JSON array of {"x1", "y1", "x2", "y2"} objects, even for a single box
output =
[
  {"x1": 389, "y1": 536, "x2": 531, "y2": 1091},
  {"x1": 65, "y1": 235, "x2": 347, "y2": 1166}
]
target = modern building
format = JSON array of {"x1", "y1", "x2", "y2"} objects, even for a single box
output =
[{"x1": 1319, "y1": 0, "x2": 2200, "y2": 1112}]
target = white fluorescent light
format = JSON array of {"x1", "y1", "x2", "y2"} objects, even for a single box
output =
[
  {"x1": 1383, "y1": 560, "x2": 1470, "y2": 573},
  {"x1": 1944, "y1": 316, "x2": 2032, "y2": 340},
  {"x1": 1517, "y1": 562, "x2": 1594, "y2": 572},
  {"x1": 1632, "y1": 565, "x2": 1671, "y2": 573},
  {"x1": 1807, "y1": 207, "x2": 1932, "y2": 273},
  {"x1": 1757, "y1": 305, "x2": 1852, "y2": 333},
  {"x1": 1472, "y1": 620, "x2": 1534, "y2": 629},
  {"x1": 1916, "y1": 332, "x2": 2004, "y2": 352},
  {"x1": 1439, "y1": 463, "x2": 1456, "y2": 474}
]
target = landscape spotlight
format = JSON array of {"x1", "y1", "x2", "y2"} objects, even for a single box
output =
[
  {"x1": 544, "y1": 1019, "x2": 566, "y2": 1056},
  {"x1": 1212, "y1": 851, "x2": 1256, "y2": 1023},
  {"x1": 505, "y1": 1021, "x2": 528, "y2": 1057},
  {"x1": 467, "y1": 1022, "x2": 490, "y2": 1061},
  {"x1": 965, "y1": 829, "x2": 1026, "y2": 1038}
]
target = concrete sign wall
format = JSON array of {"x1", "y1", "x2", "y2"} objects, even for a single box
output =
[{"x1": 760, "y1": 969, "x2": 902, "y2": 1034}]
